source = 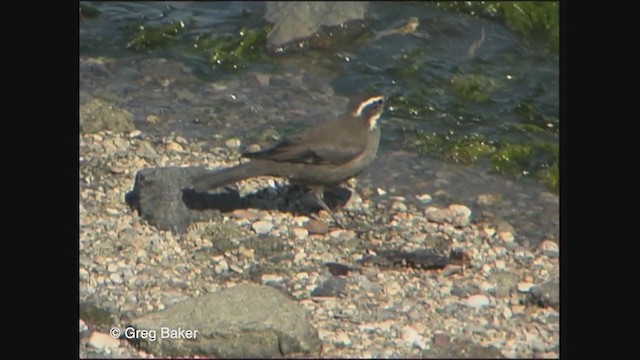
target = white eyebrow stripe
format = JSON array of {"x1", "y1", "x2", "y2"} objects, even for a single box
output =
[{"x1": 353, "y1": 96, "x2": 385, "y2": 117}]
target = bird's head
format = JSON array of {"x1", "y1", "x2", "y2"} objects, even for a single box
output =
[{"x1": 346, "y1": 93, "x2": 386, "y2": 130}]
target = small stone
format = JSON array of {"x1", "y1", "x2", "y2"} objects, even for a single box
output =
[
  {"x1": 109, "y1": 273, "x2": 122, "y2": 284},
  {"x1": 165, "y1": 141, "x2": 183, "y2": 152},
  {"x1": 306, "y1": 219, "x2": 328, "y2": 234},
  {"x1": 391, "y1": 201, "x2": 407, "y2": 212},
  {"x1": 106, "y1": 208, "x2": 119, "y2": 216},
  {"x1": 79, "y1": 268, "x2": 89, "y2": 281},
  {"x1": 229, "y1": 264, "x2": 244, "y2": 274},
  {"x1": 261, "y1": 274, "x2": 284, "y2": 284},
  {"x1": 246, "y1": 144, "x2": 261, "y2": 153},
  {"x1": 291, "y1": 227, "x2": 309, "y2": 239},
  {"x1": 433, "y1": 333, "x2": 450, "y2": 347},
  {"x1": 87, "y1": 331, "x2": 120, "y2": 350},
  {"x1": 498, "y1": 231, "x2": 515, "y2": 243},
  {"x1": 495, "y1": 260, "x2": 506, "y2": 270},
  {"x1": 107, "y1": 263, "x2": 118, "y2": 272},
  {"x1": 400, "y1": 326, "x2": 420, "y2": 345},
  {"x1": 146, "y1": 114, "x2": 160, "y2": 124},
  {"x1": 225, "y1": 138, "x2": 241, "y2": 149},
  {"x1": 376, "y1": 188, "x2": 387, "y2": 195},
  {"x1": 415, "y1": 193, "x2": 432, "y2": 203},
  {"x1": 232, "y1": 209, "x2": 261, "y2": 221},
  {"x1": 214, "y1": 259, "x2": 229, "y2": 274},
  {"x1": 477, "y1": 193, "x2": 500, "y2": 206},
  {"x1": 252, "y1": 221, "x2": 273, "y2": 235},
  {"x1": 383, "y1": 280, "x2": 402, "y2": 296},
  {"x1": 129, "y1": 130, "x2": 142, "y2": 138},
  {"x1": 538, "y1": 240, "x2": 559, "y2": 258},
  {"x1": 448, "y1": 204, "x2": 472, "y2": 227},
  {"x1": 466, "y1": 294, "x2": 490, "y2": 308},
  {"x1": 503, "y1": 307, "x2": 513, "y2": 320},
  {"x1": 484, "y1": 227, "x2": 496, "y2": 237},
  {"x1": 334, "y1": 332, "x2": 352, "y2": 346},
  {"x1": 517, "y1": 282, "x2": 536, "y2": 292}
]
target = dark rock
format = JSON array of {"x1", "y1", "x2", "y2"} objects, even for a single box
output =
[
  {"x1": 80, "y1": 98, "x2": 135, "y2": 133},
  {"x1": 311, "y1": 277, "x2": 347, "y2": 298},
  {"x1": 128, "y1": 284, "x2": 322, "y2": 358},
  {"x1": 423, "y1": 338, "x2": 505, "y2": 358},
  {"x1": 325, "y1": 262, "x2": 353, "y2": 276},
  {"x1": 265, "y1": 1, "x2": 369, "y2": 51},
  {"x1": 528, "y1": 281, "x2": 559, "y2": 310},
  {"x1": 125, "y1": 167, "x2": 232, "y2": 233}
]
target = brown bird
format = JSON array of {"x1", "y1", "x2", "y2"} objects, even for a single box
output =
[{"x1": 192, "y1": 92, "x2": 386, "y2": 224}]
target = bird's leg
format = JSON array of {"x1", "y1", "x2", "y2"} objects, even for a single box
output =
[{"x1": 310, "y1": 185, "x2": 344, "y2": 228}]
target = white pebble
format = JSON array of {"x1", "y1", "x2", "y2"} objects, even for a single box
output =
[{"x1": 466, "y1": 294, "x2": 490, "y2": 308}]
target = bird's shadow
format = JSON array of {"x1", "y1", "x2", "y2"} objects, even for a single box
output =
[{"x1": 181, "y1": 184, "x2": 352, "y2": 217}]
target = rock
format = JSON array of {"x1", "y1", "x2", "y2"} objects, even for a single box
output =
[
  {"x1": 528, "y1": 282, "x2": 559, "y2": 310},
  {"x1": 264, "y1": 2, "x2": 368, "y2": 49},
  {"x1": 87, "y1": 331, "x2": 120, "y2": 350},
  {"x1": 252, "y1": 221, "x2": 273, "y2": 235},
  {"x1": 291, "y1": 227, "x2": 309, "y2": 239},
  {"x1": 306, "y1": 219, "x2": 328, "y2": 234},
  {"x1": 311, "y1": 277, "x2": 347, "y2": 298},
  {"x1": 498, "y1": 231, "x2": 515, "y2": 243},
  {"x1": 424, "y1": 204, "x2": 472, "y2": 227},
  {"x1": 517, "y1": 282, "x2": 536, "y2": 293},
  {"x1": 232, "y1": 209, "x2": 261, "y2": 221},
  {"x1": 432, "y1": 333, "x2": 450, "y2": 347},
  {"x1": 135, "y1": 141, "x2": 158, "y2": 160},
  {"x1": 129, "y1": 284, "x2": 322, "y2": 357},
  {"x1": 80, "y1": 98, "x2": 135, "y2": 133},
  {"x1": 465, "y1": 294, "x2": 490, "y2": 308},
  {"x1": 125, "y1": 167, "x2": 237, "y2": 233},
  {"x1": 538, "y1": 240, "x2": 559, "y2": 257},
  {"x1": 415, "y1": 193, "x2": 432, "y2": 203},
  {"x1": 225, "y1": 138, "x2": 241, "y2": 149},
  {"x1": 334, "y1": 332, "x2": 352, "y2": 346}
]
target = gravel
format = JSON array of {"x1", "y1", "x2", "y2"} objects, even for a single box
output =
[{"x1": 79, "y1": 129, "x2": 560, "y2": 358}]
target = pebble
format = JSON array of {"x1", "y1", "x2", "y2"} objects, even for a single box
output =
[
  {"x1": 517, "y1": 282, "x2": 535, "y2": 292},
  {"x1": 164, "y1": 141, "x2": 183, "y2": 152},
  {"x1": 225, "y1": 138, "x2": 241, "y2": 149},
  {"x1": 291, "y1": 227, "x2": 309, "y2": 239},
  {"x1": 400, "y1": 325, "x2": 421, "y2": 346},
  {"x1": 109, "y1": 273, "x2": 123, "y2": 284},
  {"x1": 383, "y1": 280, "x2": 402, "y2": 296},
  {"x1": 107, "y1": 263, "x2": 118, "y2": 272},
  {"x1": 538, "y1": 240, "x2": 559, "y2": 257},
  {"x1": 466, "y1": 294, "x2": 490, "y2": 308},
  {"x1": 252, "y1": 221, "x2": 273, "y2": 234},
  {"x1": 495, "y1": 260, "x2": 506, "y2": 270},
  {"x1": 503, "y1": 307, "x2": 513, "y2": 320},
  {"x1": 415, "y1": 193, "x2": 432, "y2": 203},
  {"x1": 261, "y1": 274, "x2": 284, "y2": 284},
  {"x1": 432, "y1": 333, "x2": 450, "y2": 347},
  {"x1": 376, "y1": 188, "x2": 387, "y2": 195},
  {"x1": 128, "y1": 129, "x2": 142, "y2": 138},
  {"x1": 498, "y1": 231, "x2": 515, "y2": 242},
  {"x1": 334, "y1": 332, "x2": 352, "y2": 346},
  {"x1": 87, "y1": 331, "x2": 120, "y2": 350},
  {"x1": 306, "y1": 219, "x2": 328, "y2": 234},
  {"x1": 232, "y1": 209, "x2": 261, "y2": 221}
]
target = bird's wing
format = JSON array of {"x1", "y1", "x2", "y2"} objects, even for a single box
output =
[{"x1": 243, "y1": 137, "x2": 364, "y2": 165}]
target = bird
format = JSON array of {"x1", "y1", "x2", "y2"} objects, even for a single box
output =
[{"x1": 192, "y1": 92, "x2": 386, "y2": 225}]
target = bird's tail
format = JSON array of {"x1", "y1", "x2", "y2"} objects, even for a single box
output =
[{"x1": 192, "y1": 162, "x2": 268, "y2": 192}]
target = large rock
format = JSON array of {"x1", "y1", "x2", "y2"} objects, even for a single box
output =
[
  {"x1": 80, "y1": 98, "x2": 135, "y2": 133},
  {"x1": 125, "y1": 167, "x2": 237, "y2": 233},
  {"x1": 128, "y1": 284, "x2": 322, "y2": 357},
  {"x1": 265, "y1": 1, "x2": 369, "y2": 49}
]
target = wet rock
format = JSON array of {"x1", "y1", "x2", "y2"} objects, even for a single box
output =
[
  {"x1": 265, "y1": 1, "x2": 369, "y2": 50},
  {"x1": 80, "y1": 98, "x2": 135, "y2": 133},
  {"x1": 129, "y1": 284, "x2": 322, "y2": 357}
]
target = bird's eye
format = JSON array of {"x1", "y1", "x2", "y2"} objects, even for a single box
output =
[{"x1": 376, "y1": 99, "x2": 384, "y2": 105}]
